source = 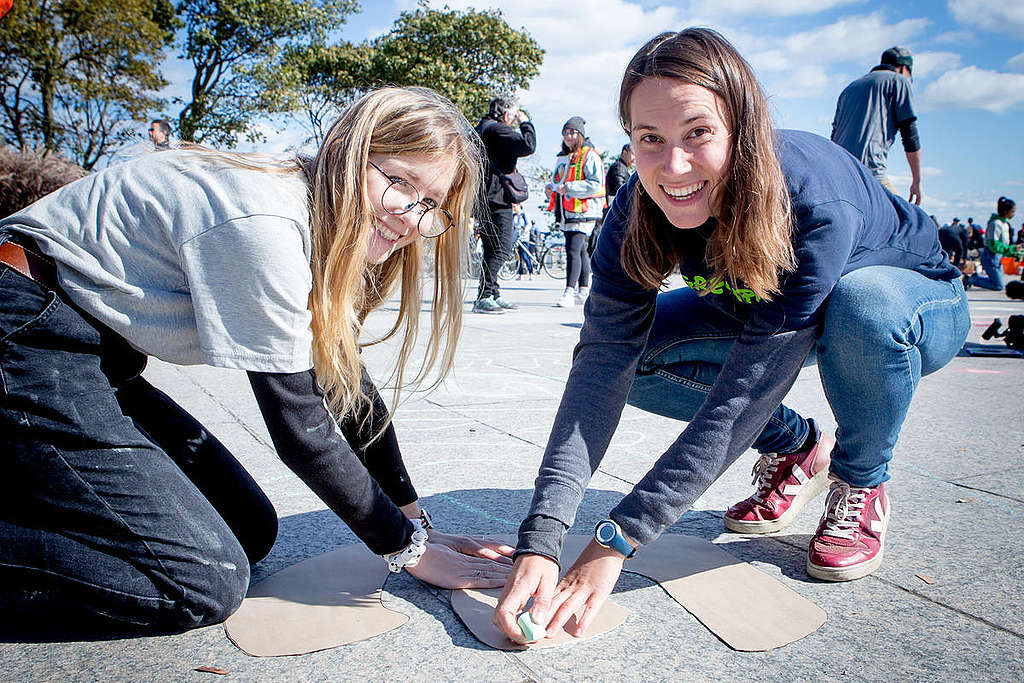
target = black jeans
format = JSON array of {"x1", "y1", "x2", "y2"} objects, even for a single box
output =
[
  {"x1": 564, "y1": 228, "x2": 592, "y2": 289},
  {"x1": 0, "y1": 241, "x2": 276, "y2": 632},
  {"x1": 477, "y1": 205, "x2": 516, "y2": 300}
]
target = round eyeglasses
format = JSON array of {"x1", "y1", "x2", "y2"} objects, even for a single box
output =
[{"x1": 368, "y1": 161, "x2": 455, "y2": 238}]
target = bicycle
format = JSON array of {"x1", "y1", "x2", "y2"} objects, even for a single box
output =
[{"x1": 499, "y1": 224, "x2": 567, "y2": 280}]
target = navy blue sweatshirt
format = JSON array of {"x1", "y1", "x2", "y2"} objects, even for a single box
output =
[{"x1": 517, "y1": 129, "x2": 957, "y2": 563}]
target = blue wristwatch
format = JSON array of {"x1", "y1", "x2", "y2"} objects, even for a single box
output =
[{"x1": 594, "y1": 519, "x2": 637, "y2": 559}]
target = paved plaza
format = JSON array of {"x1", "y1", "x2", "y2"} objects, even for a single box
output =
[{"x1": 2, "y1": 274, "x2": 1022, "y2": 681}]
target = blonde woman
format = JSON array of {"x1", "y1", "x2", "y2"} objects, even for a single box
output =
[
  {"x1": 496, "y1": 29, "x2": 968, "y2": 642},
  {"x1": 0, "y1": 87, "x2": 513, "y2": 633}
]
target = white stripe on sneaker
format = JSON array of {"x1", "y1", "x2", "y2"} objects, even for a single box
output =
[{"x1": 782, "y1": 464, "x2": 809, "y2": 495}]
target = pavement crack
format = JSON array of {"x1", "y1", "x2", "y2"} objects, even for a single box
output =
[
  {"x1": 171, "y1": 366, "x2": 275, "y2": 451},
  {"x1": 946, "y1": 481, "x2": 1024, "y2": 504},
  {"x1": 502, "y1": 652, "x2": 544, "y2": 682},
  {"x1": 758, "y1": 535, "x2": 1024, "y2": 641},
  {"x1": 424, "y1": 399, "x2": 545, "y2": 449},
  {"x1": 596, "y1": 468, "x2": 637, "y2": 487},
  {"x1": 491, "y1": 360, "x2": 567, "y2": 384}
]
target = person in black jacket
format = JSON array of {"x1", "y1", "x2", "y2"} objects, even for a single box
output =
[
  {"x1": 605, "y1": 143, "x2": 634, "y2": 200},
  {"x1": 591, "y1": 144, "x2": 635, "y2": 256},
  {"x1": 473, "y1": 97, "x2": 537, "y2": 314}
]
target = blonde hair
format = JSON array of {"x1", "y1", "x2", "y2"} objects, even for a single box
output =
[
  {"x1": 306, "y1": 87, "x2": 482, "y2": 423},
  {"x1": 618, "y1": 28, "x2": 795, "y2": 300}
]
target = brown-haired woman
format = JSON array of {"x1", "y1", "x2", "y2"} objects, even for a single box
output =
[
  {"x1": 0, "y1": 87, "x2": 512, "y2": 634},
  {"x1": 495, "y1": 29, "x2": 968, "y2": 642}
]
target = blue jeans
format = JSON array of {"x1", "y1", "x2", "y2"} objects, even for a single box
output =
[
  {"x1": 0, "y1": 237, "x2": 277, "y2": 632},
  {"x1": 971, "y1": 248, "x2": 1004, "y2": 290},
  {"x1": 626, "y1": 266, "x2": 969, "y2": 487},
  {"x1": 516, "y1": 239, "x2": 535, "y2": 274}
]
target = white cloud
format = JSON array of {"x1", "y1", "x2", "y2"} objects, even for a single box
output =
[
  {"x1": 690, "y1": 0, "x2": 865, "y2": 18},
  {"x1": 932, "y1": 30, "x2": 974, "y2": 44},
  {"x1": 911, "y1": 51, "x2": 963, "y2": 80},
  {"x1": 948, "y1": 0, "x2": 1024, "y2": 39},
  {"x1": 741, "y1": 12, "x2": 927, "y2": 72},
  {"x1": 739, "y1": 12, "x2": 928, "y2": 99},
  {"x1": 1006, "y1": 53, "x2": 1024, "y2": 73},
  {"x1": 919, "y1": 66, "x2": 1024, "y2": 112}
]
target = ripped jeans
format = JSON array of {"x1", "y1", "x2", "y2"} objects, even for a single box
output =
[{"x1": 626, "y1": 266, "x2": 970, "y2": 487}]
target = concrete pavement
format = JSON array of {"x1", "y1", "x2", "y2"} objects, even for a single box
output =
[{"x1": 2, "y1": 273, "x2": 1022, "y2": 682}]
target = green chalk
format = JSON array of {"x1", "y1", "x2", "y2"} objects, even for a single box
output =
[{"x1": 517, "y1": 611, "x2": 546, "y2": 642}]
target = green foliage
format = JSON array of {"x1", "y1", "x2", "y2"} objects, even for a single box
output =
[
  {"x1": 175, "y1": 0, "x2": 358, "y2": 146},
  {"x1": 370, "y1": 6, "x2": 544, "y2": 121},
  {"x1": 285, "y1": 4, "x2": 544, "y2": 145},
  {"x1": 0, "y1": 0, "x2": 175, "y2": 169},
  {"x1": 277, "y1": 40, "x2": 374, "y2": 144}
]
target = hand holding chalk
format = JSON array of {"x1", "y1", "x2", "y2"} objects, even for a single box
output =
[{"x1": 517, "y1": 611, "x2": 546, "y2": 642}]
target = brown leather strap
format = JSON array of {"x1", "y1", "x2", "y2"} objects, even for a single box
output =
[{"x1": 0, "y1": 240, "x2": 57, "y2": 289}]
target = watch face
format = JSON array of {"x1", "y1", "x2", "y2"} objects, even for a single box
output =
[{"x1": 595, "y1": 521, "x2": 616, "y2": 544}]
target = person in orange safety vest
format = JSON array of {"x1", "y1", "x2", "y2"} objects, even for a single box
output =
[{"x1": 546, "y1": 116, "x2": 605, "y2": 308}]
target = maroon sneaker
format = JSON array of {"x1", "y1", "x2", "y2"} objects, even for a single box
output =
[
  {"x1": 724, "y1": 422, "x2": 832, "y2": 534},
  {"x1": 807, "y1": 478, "x2": 891, "y2": 581}
]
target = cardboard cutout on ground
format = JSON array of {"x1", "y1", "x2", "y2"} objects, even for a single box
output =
[
  {"x1": 226, "y1": 533, "x2": 825, "y2": 657},
  {"x1": 625, "y1": 535, "x2": 827, "y2": 651},
  {"x1": 224, "y1": 544, "x2": 407, "y2": 657}
]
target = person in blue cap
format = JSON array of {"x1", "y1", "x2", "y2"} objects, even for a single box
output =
[{"x1": 832, "y1": 46, "x2": 922, "y2": 205}]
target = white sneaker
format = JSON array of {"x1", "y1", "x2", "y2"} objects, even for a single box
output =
[
  {"x1": 555, "y1": 289, "x2": 575, "y2": 308},
  {"x1": 575, "y1": 287, "x2": 590, "y2": 303}
]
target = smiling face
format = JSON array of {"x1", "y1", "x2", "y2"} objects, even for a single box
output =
[
  {"x1": 562, "y1": 128, "x2": 582, "y2": 152},
  {"x1": 364, "y1": 153, "x2": 457, "y2": 265},
  {"x1": 629, "y1": 77, "x2": 733, "y2": 230}
]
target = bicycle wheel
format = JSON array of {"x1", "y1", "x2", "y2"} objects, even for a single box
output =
[
  {"x1": 498, "y1": 251, "x2": 519, "y2": 280},
  {"x1": 542, "y1": 245, "x2": 567, "y2": 279}
]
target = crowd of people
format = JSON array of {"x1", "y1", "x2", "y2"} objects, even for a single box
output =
[
  {"x1": 0, "y1": 25, "x2": 1016, "y2": 647},
  {"x1": 933, "y1": 202, "x2": 1023, "y2": 292}
]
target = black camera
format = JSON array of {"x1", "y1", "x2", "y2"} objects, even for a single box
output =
[{"x1": 981, "y1": 315, "x2": 1024, "y2": 350}]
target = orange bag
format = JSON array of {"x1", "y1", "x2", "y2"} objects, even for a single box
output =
[
  {"x1": 1002, "y1": 256, "x2": 1021, "y2": 275},
  {"x1": 0, "y1": 0, "x2": 11, "y2": 19}
]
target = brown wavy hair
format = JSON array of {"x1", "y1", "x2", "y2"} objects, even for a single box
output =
[{"x1": 618, "y1": 28, "x2": 795, "y2": 299}]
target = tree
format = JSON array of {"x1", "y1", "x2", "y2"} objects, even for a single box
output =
[
  {"x1": 371, "y1": 6, "x2": 543, "y2": 122},
  {"x1": 287, "y1": 5, "x2": 544, "y2": 144},
  {"x1": 0, "y1": 0, "x2": 174, "y2": 169},
  {"x1": 174, "y1": 0, "x2": 358, "y2": 146},
  {"x1": 280, "y1": 40, "x2": 374, "y2": 147}
]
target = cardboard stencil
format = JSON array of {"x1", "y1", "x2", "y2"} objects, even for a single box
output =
[
  {"x1": 224, "y1": 544, "x2": 407, "y2": 657},
  {"x1": 453, "y1": 534, "x2": 825, "y2": 652},
  {"x1": 625, "y1": 535, "x2": 827, "y2": 651},
  {"x1": 226, "y1": 533, "x2": 825, "y2": 657}
]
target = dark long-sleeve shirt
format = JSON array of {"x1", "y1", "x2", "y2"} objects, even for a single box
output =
[
  {"x1": 249, "y1": 367, "x2": 417, "y2": 556},
  {"x1": 517, "y1": 129, "x2": 957, "y2": 563}
]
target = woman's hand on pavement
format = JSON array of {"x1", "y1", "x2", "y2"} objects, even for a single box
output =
[
  {"x1": 405, "y1": 542, "x2": 511, "y2": 589},
  {"x1": 428, "y1": 530, "x2": 515, "y2": 565},
  {"x1": 493, "y1": 553, "x2": 560, "y2": 644}
]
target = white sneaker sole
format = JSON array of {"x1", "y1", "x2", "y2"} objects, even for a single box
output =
[
  {"x1": 723, "y1": 467, "x2": 830, "y2": 534},
  {"x1": 806, "y1": 498, "x2": 891, "y2": 582}
]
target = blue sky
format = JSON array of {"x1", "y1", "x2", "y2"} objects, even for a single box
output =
[{"x1": 162, "y1": 0, "x2": 1024, "y2": 224}]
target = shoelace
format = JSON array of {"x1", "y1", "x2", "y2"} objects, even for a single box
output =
[
  {"x1": 750, "y1": 453, "x2": 786, "y2": 504},
  {"x1": 821, "y1": 482, "x2": 869, "y2": 539}
]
